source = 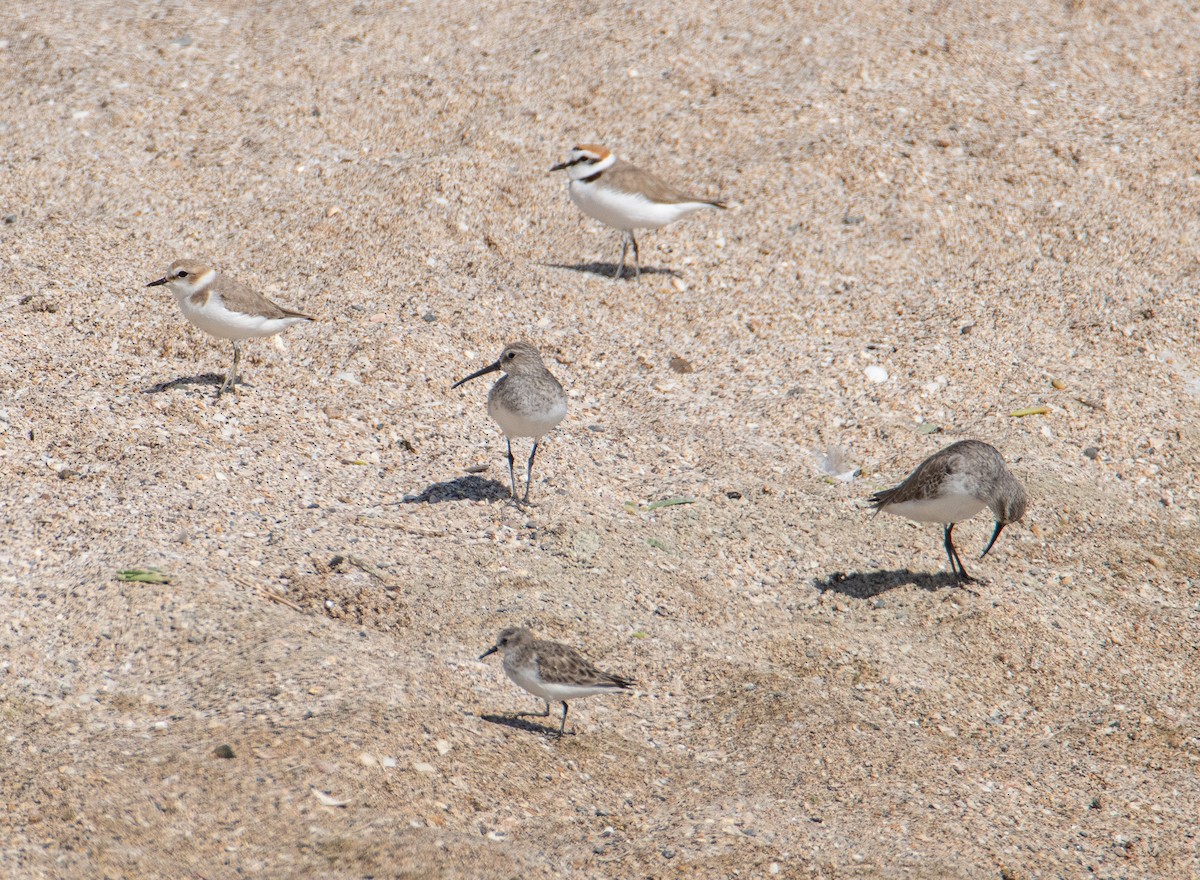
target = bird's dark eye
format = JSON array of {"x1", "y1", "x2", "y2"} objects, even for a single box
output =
[
  {"x1": 506, "y1": 351, "x2": 516, "y2": 360},
  {"x1": 176, "y1": 270, "x2": 188, "y2": 278}
]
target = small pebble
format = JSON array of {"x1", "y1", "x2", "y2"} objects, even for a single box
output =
[{"x1": 213, "y1": 744, "x2": 235, "y2": 759}]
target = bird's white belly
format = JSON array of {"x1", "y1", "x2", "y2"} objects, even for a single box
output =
[
  {"x1": 569, "y1": 180, "x2": 706, "y2": 231},
  {"x1": 178, "y1": 297, "x2": 303, "y2": 341},
  {"x1": 489, "y1": 397, "x2": 567, "y2": 439},
  {"x1": 886, "y1": 493, "x2": 987, "y2": 525},
  {"x1": 506, "y1": 665, "x2": 612, "y2": 702}
]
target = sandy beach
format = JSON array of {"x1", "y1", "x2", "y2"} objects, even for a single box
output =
[{"x1": 1, "y1": 1, "x2": 1198, "y2": 876}]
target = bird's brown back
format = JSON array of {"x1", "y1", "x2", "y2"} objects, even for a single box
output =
[
  {"x1": 213, "y1": 274, "x2": 313, "y2": 321},
  {"x1": 598, "y1": 160, "x2": 726, "y2": 208},
  {"x1": 869, "y1": 440, "x2": 1002, "y2": 509},
  {"x1": 530, "y1": 639, "x2": 635, "y2": 689}
]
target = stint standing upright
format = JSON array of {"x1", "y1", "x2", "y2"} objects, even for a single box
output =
[
  {"x1": 452, "y1": 342, "x2": 568, "y2": 504},
  {"x1": 479, "y1": 627, "x2": 635, "y2": 737}
]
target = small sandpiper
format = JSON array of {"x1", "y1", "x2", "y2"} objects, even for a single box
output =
[
  {"x1": 479, "y1": 627, "x2": 635, "y2": 736},
  {"x1": 147, "y1": 259, "x2": 313, "y2": 397},
  {"x1": 451, "y1": 341, "x2": 567, "y2": 504},
  {"x1": 550, "y1": 144, "x2": 726, "y2": 279},
  {"x1": 868, "y1": 440, "x2": 1028, "y2": 585}
]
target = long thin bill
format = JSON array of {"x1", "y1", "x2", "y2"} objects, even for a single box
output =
[
  {"x1": 980, "y1": 521, "x2": 1006, "y2": 558},
  {"x1": 146, "y1": 277, "x2": 170, "y2": 287},
  {"x1": 452, "y1": 360, "x2": 501, "y2": 389},
  {"x1": 478, "y1": 645, "x2": 498, "y2": 660}
]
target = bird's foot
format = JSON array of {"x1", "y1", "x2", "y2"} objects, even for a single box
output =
[{"x1": 950, "y1": 574, "x2": 982, "y2": 597}]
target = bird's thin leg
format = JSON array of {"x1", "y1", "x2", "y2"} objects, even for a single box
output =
[
  {"x1": 614, "y1": 233, "x2": 629, "y2": 279},
  {"x1": 630, "y1": 231, "x2": 640, "y2": 279},
  {"x1": 948, "y1": 525, "x2": 976, "y2": 583},
  {"x1": 505, "y1": 438, "x2": 517, "y2": 500},
  {"x1": 522, "y1": 440, "x2": 539, "y2": 505},
  {"x1": 557, "y1": 702, "x2": 569, "y2": 737},
  {"x1": 515, "y1": 699, "x2": 551, "y2": 719},
  {"x1": 951, "y1": 544, "x2": 973, "y2": 582},
  {"x1": 218, "y1": 341, "x2": 241, "y2": 397},
  {"x1": 943, "y1": 524, "x2": 963, "y2": 580},
  {"x1": 944, "y1": 524, "x2": 980, "y2": 594}
]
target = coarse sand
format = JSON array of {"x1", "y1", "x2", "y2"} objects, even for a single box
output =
[{"x1": 1, "y1": 1, "x2": 1199, "y2": 877}]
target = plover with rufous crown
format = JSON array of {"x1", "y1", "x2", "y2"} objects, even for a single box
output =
[
  {"x1": 479, "y1": 627, "x2": 635, "y2": 737},
  {"x1": 868, "y1": 440, "x2": 1028, "y2": 586},
  {"x1": 550, "y1": 144, "x2": 726, "y2": 280},
  {"x1": 146, "y1": 260, "x2": 313, "y2": 397},
  {"x1": 451, "y1": 341, "x2": 567, "y2": 504}
]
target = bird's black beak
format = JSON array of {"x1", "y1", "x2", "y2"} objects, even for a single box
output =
[
  {"x1": 146, "y1": 276, "x2": 170, "y2": 287},
  {"x1": 981, "y1": 521, "x2": 1006, "y2": 558},
  {"x1": 452, "y1": 359, "x2": 502, "y2": 389},
  {"x1": 549, "y1": 156, "x2": 583, "y2": 172},
  {"x1": 479, "y1": 645, "x2": 498, "y2": 660}
]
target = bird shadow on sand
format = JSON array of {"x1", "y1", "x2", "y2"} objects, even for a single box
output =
[
  {"x1": 402, "y1": 475, "x2": 511, "y2": 504},
  {"x1": 540, "y1": 260, "x2": 682, "y2": 280},
  {"x1": 480, "y1": 713, "x2": 568, "y2": 737},
  {"x1": 813, "y1": 568, "x2": 960, "y2": 598},
  {"x1": 142, "y1": 373, "x2": 231, "y2": 394}
]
